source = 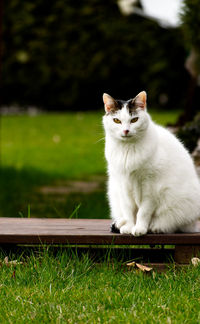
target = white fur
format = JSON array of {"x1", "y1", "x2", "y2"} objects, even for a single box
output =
[{"x1": 103, "y1": 94, "x2": 200, "y2": 236}]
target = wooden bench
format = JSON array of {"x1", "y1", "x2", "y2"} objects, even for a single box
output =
[{"x1": 0, "y1": 217, "x2": 200, "y2": 265}]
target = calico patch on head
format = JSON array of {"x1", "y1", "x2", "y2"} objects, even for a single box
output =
[
  {"x1": 128, "y1": 91, "x2": 147, "y2": 113},
  {"x1": 103, "y1": 91, "x2": 147, "y2": 115}
]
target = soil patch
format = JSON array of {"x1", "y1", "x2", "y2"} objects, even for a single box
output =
[{"x1": 39, "y1": 180, "x2": 104, "y2": 195}]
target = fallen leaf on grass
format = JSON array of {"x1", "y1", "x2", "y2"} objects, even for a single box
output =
[
  {"x1": 126, "y1": 261, "x2": 136, "y2": 267},
  {"x1": 136, "y1": 263, "x2": 153, "y2": 272},
  {"x1": 0, "y1": 257, "x2": 23, "y2": 267},
  {"x1": 127, "y1": 261, "x2": 152, "y2": 272},
  {"x1": 191, "y1": 257, "x2": 200, "y2": 267}
]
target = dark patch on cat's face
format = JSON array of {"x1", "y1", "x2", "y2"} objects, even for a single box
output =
[
  {"x1": 113, "y1": 99, "x2": 124, "y2": 110},
  {"x1": 105, "y1": 99, "x2": 124, "y2": 115},
  {"x1": 113, "y1": 99, "x2": 137, "y2": 115},
  {"x1": 127, "y1": 99, "x2": 138, "y2": 115}
]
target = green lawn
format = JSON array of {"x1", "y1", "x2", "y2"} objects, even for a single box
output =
[
  {"x1": 0, "y1": 249, "x2": 200, "y2": 323},
  {"x1": 1, "y1": 112, "x2": 107, "y2": 218},
  {"x1": 1, "y1": 109, "x2": 200, "y2": 323},
  {"x1": 1, "y1": 112, "x2": 105, "y2": 178},
  {"x1": 1, "y1": 109, "x2": 180, "y2": 219}
]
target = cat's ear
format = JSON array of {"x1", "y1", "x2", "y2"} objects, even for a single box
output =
[
  {"x1": 103, "y1": 93, "x2": 118, "y2": 113},
  {"x1": 133, "y1": 91, "x2": 147, "y2": 110}
]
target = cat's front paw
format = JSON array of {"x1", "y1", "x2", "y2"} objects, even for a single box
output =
[
  {"x1": 149, "y1": 222, "x2": 163, "y2": 234},
  {"x1": 132, "y1": 225, "x2": 147, "y2": 237},
  {"x1": 110, "y1": 219, "x2": 126, "y2": 233},
  {"x1": 116, "y1": 219, "x2": 126, "y2": 229},
  {"x1": 120, "y1": 224, "x2": 133, "y2": 234},
  {"x1": 110, "y1": 223, "x2": 120, "y2": 233}
]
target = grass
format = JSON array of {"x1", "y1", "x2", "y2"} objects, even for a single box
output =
[
  {"x1": 1, "y1": 109, "x2": 180, "y2": 219},
  {"x1": 1, "y1": 112, "x2": 107, "y2": 218},
  {"x1": 0, "y1": 249, "x2": 200, "y2": 323},
  {"x1": 1, "y1": 110, "x2": 180, "y2": 177},
  {"x1": 1, "y1": 112, "x2": 105, "y2": 177}
]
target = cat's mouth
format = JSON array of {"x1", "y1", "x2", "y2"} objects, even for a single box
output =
[{"x1": 121, "y1": 134, "x2": 132, "y2": 139}]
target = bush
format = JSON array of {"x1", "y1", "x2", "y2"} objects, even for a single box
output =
[
  {"x1": 177, "y1": 113, "x2": 200, "y2": 153},
  {"x1": 2, "y1": 0, "x2": 188, "y2": 110},
  {"x1": 181, "y1": 0, "x2": 200, "y2": 65}
]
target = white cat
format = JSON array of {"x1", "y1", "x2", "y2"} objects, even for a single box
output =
[{"x1": 103, "y1": 91, "x2": 200, "y2": 236}]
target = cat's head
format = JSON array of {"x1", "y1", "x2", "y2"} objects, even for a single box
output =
[{"x1": 103, "y1": 91, "x2": 150, "y2": 141}]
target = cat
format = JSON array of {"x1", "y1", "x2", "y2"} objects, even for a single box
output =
[{"x1": 103, "y1": 91, "x2": 200, "y2": 236}]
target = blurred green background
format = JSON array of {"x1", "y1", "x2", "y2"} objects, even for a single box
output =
[
  {"x1": 2, "y1": 0, "x2": 190, "y2": 110},
  {"x1": 1, "y1": 0, "x2": 200, "y2": 219}
]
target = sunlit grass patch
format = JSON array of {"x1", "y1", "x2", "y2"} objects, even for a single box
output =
[{"x1": 0, "y1": 249, "x2": 200, "y2": 323}]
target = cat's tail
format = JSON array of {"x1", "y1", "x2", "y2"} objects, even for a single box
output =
[{"x1": 179, "y1": 220, "x2": 200, "y2": 233}]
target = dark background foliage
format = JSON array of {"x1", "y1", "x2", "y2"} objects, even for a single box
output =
[
  {"x1": 181, "y1": 0, "x2": 200, "y2": 60},
  {"x1": 2, "y1": 0, "x2": 189, "y2": 111}
]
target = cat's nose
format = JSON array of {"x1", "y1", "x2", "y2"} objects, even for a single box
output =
[{"x1": 123, "y1": 130, "x2": 129, "y2": 136}]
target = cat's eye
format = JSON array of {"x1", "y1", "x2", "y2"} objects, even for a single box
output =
[
  {"x1": 113, "y1": 118, "x2": 121, "y2": 124},
  {"x1": 131, "y1": 117, "x2": 139, "y2": 123}
]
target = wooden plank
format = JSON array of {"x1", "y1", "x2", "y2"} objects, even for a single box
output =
[
  {"x1": 174, "y1": 245, "x2": 200, "y2": 264},
  {"x1": 1, "y1": 218, "x2": 200, "y2": 245}
]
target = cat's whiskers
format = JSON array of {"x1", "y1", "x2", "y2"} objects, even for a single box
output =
[{"x1": 95, "y1": 137, "x2": 105, "y2": 144}]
